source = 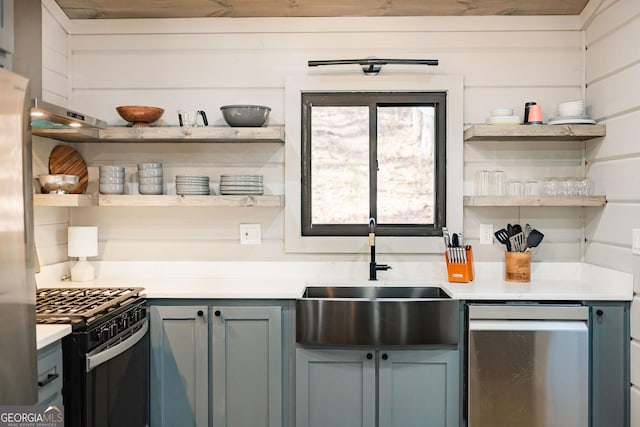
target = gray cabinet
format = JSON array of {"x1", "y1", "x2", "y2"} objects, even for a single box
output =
[
  {"x1": 37, "y1": 341, "x2": 63, "y2": 407},
  {"x1": 150, "y1": 305, "x2": 209, "y2": 427},
  {"x1": 379, "y1": 349, "x2": 459, "y2": 427},
  {"x1": 211, "y1": 305, "x2": 282, "y2": 427},
  {"x1": 296, "y1": 348, "x2": 459, "y2": 427},
  {"x1": 150, "y1": 303, "x2": 285, "y2": 427},
  {"x1": 296, "y1": 348, "x2": 376, "y2": 427},
  {"x1": 590, "y1": 302, "x2": 630, "y2": 427}
]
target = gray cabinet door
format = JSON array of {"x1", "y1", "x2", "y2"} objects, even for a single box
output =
[
  {"x1": 378, "y1": 349, "x2": 459, "y2": 427},
  {"x1": 150, "y1": 305, "x2": 209, "y2": 427},
  {"x1": 37, "y1": 341, "x2": 63, "y2": 407},
  {"x1": 296, "y1": 348, "x2": 376, "y2": 427},
  {"x1": 591, "y1": 303, "x2": 629, "y2": 427},
  {"x1": 211, "y1": 306, "x2": 282, "y2": 427}
]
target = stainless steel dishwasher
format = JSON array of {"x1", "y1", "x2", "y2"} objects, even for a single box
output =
[{"x1": 468, "y1": 304, "x2": 589, "y2": 427}]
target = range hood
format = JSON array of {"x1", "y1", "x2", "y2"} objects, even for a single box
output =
[
  {"x1": 14, "y1": 0, "x2": 107, "y2": 131},
  {"x1": 31, "y1": 99, "x2": 107, "y2": 129}
]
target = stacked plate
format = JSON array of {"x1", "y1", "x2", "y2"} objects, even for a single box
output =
[
  {"x1": 485, "y1": 107, "x2": 521, "y2": 125},
  {"x1": 549, "y1": 100, "x2": 595, "y2": 125},
  {"x1": 138, "y1": 163, "x2": 163, "y2": 195},
  {"x1": 220, "y1": 174, "x2": 264, "y2": 195},
  {"x1": 99, "y1": 166, "x2": 125, "y2": 194},
  {"x1": 176, "y1": 175, "x2": 210, "y2": 195}
]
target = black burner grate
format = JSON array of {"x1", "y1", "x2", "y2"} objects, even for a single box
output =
[{"x1": 36, "y1": 287, "x2": 144, "y2": 321}]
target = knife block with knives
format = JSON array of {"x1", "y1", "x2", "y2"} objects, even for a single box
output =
[{"x1": 443, "y1": 229, "x2": 475, "y2": 283}]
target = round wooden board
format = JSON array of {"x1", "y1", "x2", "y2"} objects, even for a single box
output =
[{"x1": 48, "y1": 145, "x2": 88, "y2": 194}]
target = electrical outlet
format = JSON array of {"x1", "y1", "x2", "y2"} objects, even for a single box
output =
[
  {"x1": 633, "y1": 229, "x2": 640, "y2": 255},
  {"x1": 240, "y1": 224, "x2": 261, "y2": 245},
  {"x1": 480, "y1": 224, "x2": 494, "y2": 245}
]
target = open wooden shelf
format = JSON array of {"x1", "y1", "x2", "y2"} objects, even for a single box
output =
[
  {"x1": 33, "y1": 126, "x2": 285, "y2": 144},
  {"x1": 463, "y1": 195, "x2": 607, "y2": 207},
  {"x1": 33, "y1": 193, "x2": 96, "y2": 207},
  {"x1": 464, "y1": 124, "x2": 606, "y2": 141},
  {"x1": 34, "y1": 193, "x2": 283, "y2": 208}
]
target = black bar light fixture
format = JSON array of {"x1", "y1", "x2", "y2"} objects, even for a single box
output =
[{"x1": 308, "y1": 58, "x2": 439, "y2": 75}]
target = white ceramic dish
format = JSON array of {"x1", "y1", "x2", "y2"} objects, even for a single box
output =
[
  {"x1": 548, "y1": 117, "x2": 596, "y2": 125},
  {"x1": 137, "y1": 162, "x2": 163, "y2": 169},
  {"x1": 139, "y1": 176, "x2": 164, "y2": 185},
  {"x1": 139, "y1": 184, "x2": 163, "y2": 195},
  {"x1": 99, "y1": 184, "x2": 125, "y2": 195},
  {"x1": 138, "y1": 169, "x2": 163, "y2": 178},
  {"x1": 99, "y1": 176, "x2": 125, "y2": 184},
  {"x1": 99, "y1": 166, "x2": 125, "y2": 173}
]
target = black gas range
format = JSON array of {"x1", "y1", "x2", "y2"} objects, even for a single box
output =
[{"x1": 36, "y1": 287, "x2": 148, "y2": 427}]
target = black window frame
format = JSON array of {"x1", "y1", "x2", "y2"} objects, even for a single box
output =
[{"x1": 301, "y1": 91, "x2": 447, "y2": 237}]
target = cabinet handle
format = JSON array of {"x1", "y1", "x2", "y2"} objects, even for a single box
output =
[
  {"x1": 381, "y1": 353, "x2": 388, "y2": 360},
  {"x1": 596, "y1": 309, "x2": 604, "y2": 316},
  {"x1": 197, "y1": 310, "x2": 204, "y2": 317},
  {"x1": 214, "y1": 310, "x2": 221, "y2": 317},
  {"x1": 366, "y1": 353, "x2": 373, "y2": 360},
  {"x1": 38, "y1": 373, "x2": 59, "y2": 388}
]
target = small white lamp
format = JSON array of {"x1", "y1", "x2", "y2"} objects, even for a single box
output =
[{"x1": 68, "y1": 226, "x2": 98, "y2": 282}]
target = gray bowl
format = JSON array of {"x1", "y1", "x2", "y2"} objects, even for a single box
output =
[{"x1": 220, "y1": 105, "x2": 271, "y2": 127}]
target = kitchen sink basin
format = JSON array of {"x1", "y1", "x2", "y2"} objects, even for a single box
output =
[
  {"x1": 301, "y1": 285, "x2": 450, "y2": 299},
  {"x1": 296, "y1": 286, "x2": 460, "y2": 346}
]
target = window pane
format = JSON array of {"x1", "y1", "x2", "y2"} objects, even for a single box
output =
[
  {"x1": 377, "y1": 106, "x2": 435, "y2": 224},
  {"x1": 311, "y1": 106, "x2": 369, "y2": 224}
]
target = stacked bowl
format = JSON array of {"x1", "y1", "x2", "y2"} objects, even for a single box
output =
[
  {"x1": 176, "y1": 175, "x2": 210, "y2": 195},
  {"x1": 549, "y1": 100, "x2": 595, "y2": 125},
  {"x1": 138, "y1": 163, "x2": 164, "y2": 195},
  {"x1": 99, "y1": 166, "x2": 125, "y2": 194}
]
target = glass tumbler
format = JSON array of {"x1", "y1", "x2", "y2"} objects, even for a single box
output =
[
  {"x1": 524, "y1": 179, "x2": 540, "y2": 196},
  {"x1": 476, "y1": 170, "x2": 491, "y2": 196},
  {"x1": 506, "y1": 180, "x2": 522, "y2": 196},
  {"x1": 490, "y1": 170, "x2": 505, "y2": 196}
]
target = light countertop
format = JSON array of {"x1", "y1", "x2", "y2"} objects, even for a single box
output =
[
  {"x1": 36, "y1": 324, "x2": 72, "y2": 350},
  {"x1": 36, "y1": 262, "x2": 633, "y2": 301}
]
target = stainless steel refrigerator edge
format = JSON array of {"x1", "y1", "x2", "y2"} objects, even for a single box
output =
[{"x1": 0, "y1": 67, "x2": 37, "y2": 404}]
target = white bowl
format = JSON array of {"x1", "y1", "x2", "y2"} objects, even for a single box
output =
[
  {"x1": 99, "y1": 166, "x2": 125, "y2": 173},
  {"x1": 139, "y1": 176, "x2": 163, "y2": 185},
  {"x1": 99, "y1": 184, "x2": 125, "y2": 195},
  {"x1": 558, "y1": 100, "x2": 585, "y2": 117},
  {"x1": 100, "y1": 176, "x2": 125, "y2": 184},
  {"x1": 138, "y1": 168, "x2": 163, "y2": 178},
  {"x1": 139, "y1": 184, "x2": 163, "y2": 195},
  {"x1": 137, "y1": 162, "x2": 163, "y2": 170}
]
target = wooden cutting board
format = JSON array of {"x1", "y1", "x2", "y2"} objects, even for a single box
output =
[{"x1": 48, "y1": 145, "x2": 88, "y2": 194}]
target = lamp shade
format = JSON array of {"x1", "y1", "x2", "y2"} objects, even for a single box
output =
[{"x1": 68, "y1": 226, "x2": 98, "y2": 258}]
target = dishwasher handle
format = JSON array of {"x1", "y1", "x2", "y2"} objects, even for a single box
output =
[
  {"x1": 469, "y1": 319, "x2": 588, "y2": 332},
  {"x1": 468, "y1": 304, "x2": 588, "y2": 321}
]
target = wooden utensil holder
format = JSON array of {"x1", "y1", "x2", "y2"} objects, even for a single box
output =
[
  {"x1": 445, "y1": 246, "x2": 475, "y2": 283},
  {"x1": 504, "y1": 251, "x2": 531, "y2": 282}
]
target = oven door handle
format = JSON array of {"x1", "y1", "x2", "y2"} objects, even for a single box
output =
[{"x1": 86, "y1": 319, "x2": 148, "y2": 373}]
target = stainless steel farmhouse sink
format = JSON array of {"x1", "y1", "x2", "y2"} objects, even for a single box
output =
[{"x1": 296, "y1": 286, "x2": 460, "y2": 346}]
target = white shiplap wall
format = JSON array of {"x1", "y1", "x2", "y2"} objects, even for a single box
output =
[
  {"x1": 42, "y1": 13, "x2": 586, "y2": 263},
  {"x1": 34, "y1": 2, "x2": 71, "y2": 266},
  {"x1": 583, "y1": 0, "x2": 640, "y2": 424}
]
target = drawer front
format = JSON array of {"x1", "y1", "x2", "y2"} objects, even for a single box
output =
[{"x1": 37, "y1": 342, "x2": 63, "y2": 405}]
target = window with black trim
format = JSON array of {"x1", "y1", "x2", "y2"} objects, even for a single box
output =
[{"x1": 301, "y1": 91, "x2": 446, "y2": 237}]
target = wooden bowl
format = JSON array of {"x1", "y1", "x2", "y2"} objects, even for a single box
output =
[{"x1": 116, "y1": 106, "x2": 164, "y2": 127}]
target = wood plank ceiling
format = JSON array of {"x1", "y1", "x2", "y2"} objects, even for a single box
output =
[{"x1": 55, "y1": 0, "x2": 590, "y2": 19}]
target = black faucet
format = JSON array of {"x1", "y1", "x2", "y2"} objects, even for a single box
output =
[{"x1": 369, "y1": 217, "x2": 391, "y2": 280}]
